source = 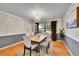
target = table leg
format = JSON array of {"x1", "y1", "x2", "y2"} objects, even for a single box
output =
[{"x1": 36, "y1": 43, "x2": 40, "y2": 52}]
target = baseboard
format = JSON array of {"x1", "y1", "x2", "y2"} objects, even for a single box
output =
[
  {"x1": 64, "y1": 42, "x2": 73, "y2": 56},
  {"x1": 0, "y1": 41, "x2": 24, "y2": 50}
]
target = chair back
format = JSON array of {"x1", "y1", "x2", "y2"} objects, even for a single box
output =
[
  {"x1": 31, "y1": 32, "x2": 35, "y2": 36},
  {"x1": 23, "y1": 35, "x2": 31, "y2": 47}
]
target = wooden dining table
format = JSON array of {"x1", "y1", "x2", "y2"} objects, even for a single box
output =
[{"x1": 30, "y1": 34, "x2": 47, "y2": 52}]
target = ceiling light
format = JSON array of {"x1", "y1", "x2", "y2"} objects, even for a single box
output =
[{"x1": 33, "y1": 10, "x2": 41, "y2": 22}]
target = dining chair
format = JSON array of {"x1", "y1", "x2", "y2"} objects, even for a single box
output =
[
  {"x1": 23, "y1": 35, "x2": 38, "y2": 56},
  {"x1": 31, "y1": 32, "x2": 35, "y2": 36},
  {"x1": 40, "y1": 33, "x2": 51, "y2": 53}
]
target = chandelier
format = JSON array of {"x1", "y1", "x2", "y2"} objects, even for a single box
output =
[{"x1": 33, "y1": 10, "x2": 41, "y2": 22}]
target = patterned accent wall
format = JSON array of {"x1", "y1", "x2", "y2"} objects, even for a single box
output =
[
  {"x1": 0, "y1": 11, "x2": 25, "y2": 34},
  {"x1": 0, "y1": 11, "x2": 33, "y2": 35},
  {"x1": 0, "y1": 11, "x2": 32, "y2": 48}
]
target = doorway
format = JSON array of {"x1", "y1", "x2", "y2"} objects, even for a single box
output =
[{"x1": 51, "y1": 21, "x2": 57, "y2": 41}]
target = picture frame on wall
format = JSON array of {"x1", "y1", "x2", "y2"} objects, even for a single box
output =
[{"x1": 66, "y1": 19, "x2": 77, "y2": 28}]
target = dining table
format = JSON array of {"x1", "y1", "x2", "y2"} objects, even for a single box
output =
[{"x1": 30, "y1": 34, "x2": 47, "y2": 52}]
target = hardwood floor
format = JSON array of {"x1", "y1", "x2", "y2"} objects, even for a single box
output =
[
  {"x1": 49, "y1": 40, "x2": 71, "y2": 56},
  {"x1": 0, "y1": 41, "x2": 24, "y2": 56},
  {"x1": 0, "y1": 40, "x2": 71, "y2": 56}
]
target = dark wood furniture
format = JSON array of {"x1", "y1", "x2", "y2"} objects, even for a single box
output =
[
  {"x1": 31, "y1": 35, "x2": 47, "y2": 52},
  {"x1": 51, "y1": 21, "x2": 57, "y2": 41},
  {"x1": 23, "y1": 36, "x2": 38, "y2": 56},
  {"x1": 23, "y1": 44, "x2": 38, "y2": 56}
]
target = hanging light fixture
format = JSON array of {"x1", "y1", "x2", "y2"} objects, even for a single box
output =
[{"x1": 33, "y1": 10, "x2": 41, "y2": 22}]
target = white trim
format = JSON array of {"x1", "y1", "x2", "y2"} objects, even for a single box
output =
[
  {"x1": 0, "y1": 41, "x2": 24, "y2": 50},
  {"x1": 0, "y1": 33, "x2": 25, "y2": 37},
  {"x1": 64, "y1": 42, "x2": 73, "y2": 56}
]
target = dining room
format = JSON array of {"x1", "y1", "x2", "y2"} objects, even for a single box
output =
[{"x1": 0, "y1": 3, "x2": 73, "y2": 56}]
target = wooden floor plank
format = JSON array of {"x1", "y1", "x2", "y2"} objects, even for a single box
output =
[
  {"x1": 49, "y1": 40, "x2": 71, "y2": 56},
  {"x1": 0, "y1": 42, "x2": 24, "y2": 56},
  {"x1": 0, "y1": 40, "x2": 71, "y2": 56}
]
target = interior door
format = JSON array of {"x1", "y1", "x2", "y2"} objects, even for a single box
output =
[
  {"x1": 35, "y1": 23, "x2": 39, "y2": 34},
  {"x1": 51, "y1": 21, "x2": 57, "y2": 41}
]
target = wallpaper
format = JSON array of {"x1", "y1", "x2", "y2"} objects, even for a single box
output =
[
  {"x1": 0, "y1": 11, "x2": 33, "y2": 48},
  {"x1": 0, "y1": 11, "x2": 32, "y2": 35}
]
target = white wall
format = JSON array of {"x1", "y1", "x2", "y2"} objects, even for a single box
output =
[
  {"x1": 0, "y1": 11, "x2": 32, "y2": 35},
  {"x1": 63, "y1": 3, "x2": 79, "y2": 41}
]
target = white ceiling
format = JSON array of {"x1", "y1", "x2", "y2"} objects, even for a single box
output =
[{"x1": 0, "y1": 3, "x2": 71, "y2": 21}]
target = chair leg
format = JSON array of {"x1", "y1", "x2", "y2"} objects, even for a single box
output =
[
  {"x1": 30, "y1": 47, "x2": 31, "y2": 56},
  {"x1": 46, "y1": 47, "x2": 48, "y2": 53},
  {"x1": 36, "y1": 47, "x2": 38, "y2": 52},
  {"x1": 40, "y1": 46, "x2": 42, "y2": 51},
  {"x1": 46, "y1": 43, "x2": 50, "y2": 54},
  {"x1": 48, "y1": 42, "x2": 50, "y2": 49},
  {"x1": 23, "y1": 45, "x2": 26, "y2": 56}
]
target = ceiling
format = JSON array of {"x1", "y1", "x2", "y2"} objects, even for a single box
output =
[{"x1": 0, "y1": 3, "x2": 71, "y2": 21}]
